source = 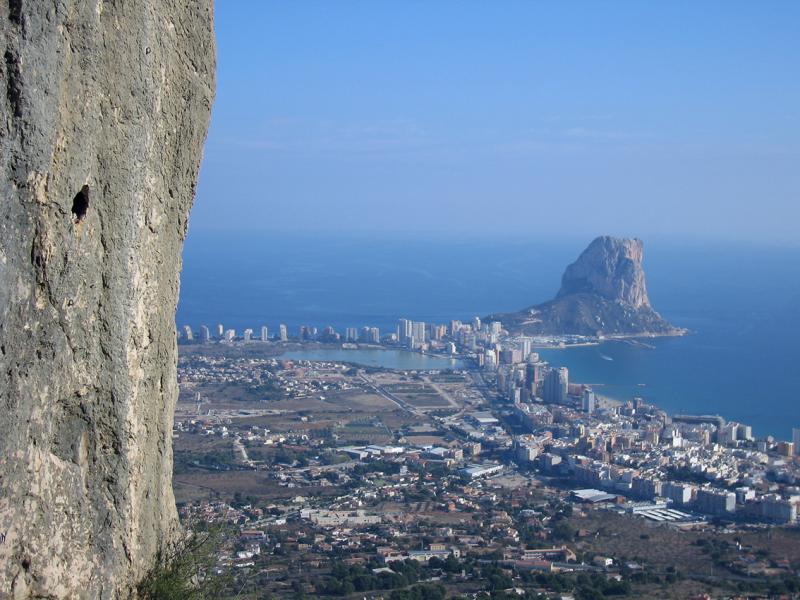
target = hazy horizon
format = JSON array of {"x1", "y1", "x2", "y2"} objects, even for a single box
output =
[
  {"x1": 190, "y1": 2, "x2": 799, "y2": 243},
  {"x1": 181, "y1": 228, "x2": 800, "y2": 249}
]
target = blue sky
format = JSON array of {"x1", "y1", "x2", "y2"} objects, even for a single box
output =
[{"x1": 190, "y1": 1, "x2": 800, "y2": 242}]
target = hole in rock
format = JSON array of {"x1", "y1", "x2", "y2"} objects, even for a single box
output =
[{"x1": 71, "y1": 186, "x2": 89, "y2": 224}]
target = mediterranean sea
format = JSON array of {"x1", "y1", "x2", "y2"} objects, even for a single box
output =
[{"x1": 178, "y1": 232, "x2": 800, "y2": 439}]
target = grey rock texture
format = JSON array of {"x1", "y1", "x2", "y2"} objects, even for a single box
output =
[
  {"x1": 0, "y1": 2, "x2": 214, "y2": 598},
  {"x1": 489, "y1": 236, "x2": 682, "y2": 337},
  {"x1": 557, "y1": 237, "x2": 650, "y2": 309}
]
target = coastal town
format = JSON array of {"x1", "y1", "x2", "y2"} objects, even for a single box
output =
[{"x1": 172, "y1": 318, "x2": 800, "y2": 599}]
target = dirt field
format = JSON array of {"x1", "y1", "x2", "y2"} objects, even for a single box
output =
[
  {"x1": 179, "y1": 382, "x2": 278, "y2": 405},
  {"x1": 567, "y1": 506, "x2": 800, "y2": 576},
  {"x1": 173, "y1": 433, "x2": 235, "y2": 472},
  {"x1": 324, "y1": 390, "x2": 397, "y2": 411},
  {"x1": 334, "y1": 421, "x2": 394, "y2": 445},
  {"x1": 403, "y1": 394, "x2": 452, "y2": 407},
  {"x1": 173, "y1": 470, "x2": 343, "y2": 505},
  {"x1": 400, "y1": 435, "x2": 451, "y2": 446}
]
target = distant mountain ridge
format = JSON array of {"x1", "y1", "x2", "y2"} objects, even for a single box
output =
[{"x1": 488, "y1": 236, "x2": 684, "y2": 337}]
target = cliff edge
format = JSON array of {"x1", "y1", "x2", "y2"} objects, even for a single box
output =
[
  {"x1": 0, "y1": 2, "x2": 214, "y2": 598},
  {"x1": 489, "y1": 236, "x2": 682, "y2": 337}
]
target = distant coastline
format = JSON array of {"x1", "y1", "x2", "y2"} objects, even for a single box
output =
[{"x1": 177, "y1": 235, "x2": 800, "y2": 439}]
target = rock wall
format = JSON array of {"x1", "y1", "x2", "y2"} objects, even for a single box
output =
[
  {"x1": 0, "y1": 1, "x2": 214, "y2": 598},
  {"x1": 557, "y1": 236, "x2": 650, "y2": 309}
]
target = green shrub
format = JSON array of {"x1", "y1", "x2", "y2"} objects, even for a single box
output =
[{"x1": 137, "y1": 528, "x2": 230, "y2": 600}]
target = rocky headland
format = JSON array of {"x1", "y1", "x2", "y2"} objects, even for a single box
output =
[{"x1": 489, "y1": 236, "x2": 685, "y2": 338}]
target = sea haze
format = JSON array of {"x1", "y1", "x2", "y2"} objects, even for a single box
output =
[{"x1": 178, "y1": 233, "x2": 800, "y2": 439}]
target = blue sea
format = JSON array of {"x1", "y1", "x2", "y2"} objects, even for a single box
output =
[{"x1": 177, "y1": 233, "x2": 800, "y2": 439}]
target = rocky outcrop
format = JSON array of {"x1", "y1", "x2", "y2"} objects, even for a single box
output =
[
  {"x1": 0, "y1": 2, "x2": 214, "y2": 598},
  {"x1": 489, "y1": 237, "x2": 681, "y2": 337},
  {"x1": 556, "y1": 237, "x2": 650, "y2": 309}
]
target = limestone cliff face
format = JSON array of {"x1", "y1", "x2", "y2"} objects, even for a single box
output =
[
  {"x1": 489, "y1": 237, "x2": 681, "y2": 337},
  {"x1": 0, "y1": 2, "x2": 214, "y2": 598},
  {"x1": 557, "y1": 237, "x2": 650, "y2": 309}
]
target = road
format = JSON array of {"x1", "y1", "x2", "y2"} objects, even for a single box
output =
[
  {"x1": 357, "y1": 373, "x2": 425, "y2": 418},
  {"x1": 292, "y1": 460, "x2": 360, "y2": 473},
  {"x1": 420, "y1": 375, "x2": 460, "y2": 409},
  {"x1": 233, "y1": 436, "x2": 252, "y2": 467},
  {"x1": 470, "y1": 371, "x2": 496, "y2": 404}
]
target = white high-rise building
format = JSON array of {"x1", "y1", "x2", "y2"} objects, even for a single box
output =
[
  {"x1": 793, "y1": 428, "x2": 800, "y2": 455},
  {"x1": 182, "y1": 325, "x2": 193, "y2": 341},
  {"x1": 719, "y1": 423, "x2": 738, "y2": 445},
  {"x1": 450, "y1": 320, "x2": 462, "y2": 336},
  {"x1": 261, "y1": 326, "x2": 269, "y2": 341},
  {"x1": 398, "y1": 318, "x2": 412, "y2": 343},
  {"x1": 278, "y1": 324, "x2": 288, "y2": 342},
  {"x1": 662, "y1": 482, "x2": 694, "y2": 505},
  {"x1": 224, "y1": 329, "x2": 236, "y2": 341},
  {"x1": 519, "y1": 337, "x2": 532, "y2": 360},
  {"x1": 411, "y1": 321, "x2": 426, "y2": 343},
  {"x1": 216, "y1": 323, "x2": 224, "y2": 338},
  {"x1": 543, "y1": 367, "x2": 569, "y2": 404},
  {"x1": 199, "y1": 325, "x2": 211, "y2": 342},
  {"x1": 243, "y1": 328, "x2": 253, "y2": 342},
  {"x1": 737, "y1": 424, "x2": 753, "y2": 441},
  {"x1": 429, "y1": 323, "x2": 446, "y2": 341}
]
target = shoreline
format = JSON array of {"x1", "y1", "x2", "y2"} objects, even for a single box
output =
[
  {"x1": 180, "y1": 338, "x2": 795, "y2": 441},
  {"x1": 530, "y1": 328, "x2": 691, "y2": 351}
]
